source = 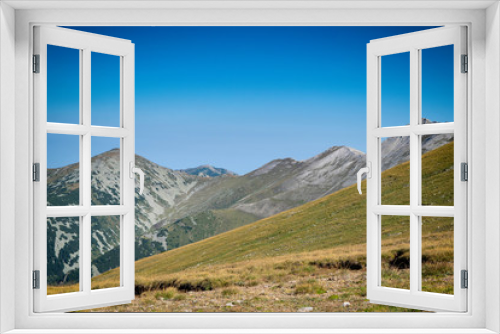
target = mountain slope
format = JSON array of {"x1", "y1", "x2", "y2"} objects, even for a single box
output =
[
  {"x1": 47, "y1": 150, "x2": 206, "y2": 283},
  {"x1": 91, "y1": 141, "x2": 454, "y2": 287},
  {"x1": 167, "y1": 131, "x2": 452, "y2": 232},
  {"x1": 179, "y1": 165, "x2": 236, "y2": 177},
  {"x1": 170, "y1": 146, "x2": 366, "y2": 221},
  {"x1": 47, "y1": 128, "x2": 453, "y2": 284}
]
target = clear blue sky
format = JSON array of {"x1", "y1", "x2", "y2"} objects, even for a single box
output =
[{"x1": 47, "y1": 26, "x2": 453, "y2": 174}]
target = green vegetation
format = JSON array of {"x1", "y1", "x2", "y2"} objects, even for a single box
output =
[
  {"x1": 95, "y1": 143, "x2": 452, "y2": 281},
  {"x1": 221, "y1": 287, "x2": 240, "y2": 297},
  {"x1": 155, "y1": 287, "x2": 177, "y2": 300},
  {"x1": 295, "y1": 281, "x2": 327, "y2": 295},
  {"x1": 164, "y1": 209, "x2": 259, "y2": 251},
  {"x1": 50, "y1": 142, "x2": 454, "y2": 312}
]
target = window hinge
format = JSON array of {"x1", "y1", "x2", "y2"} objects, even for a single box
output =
[
  {"x1": 461, "y1": 162, "x2": 468, "y2": 182},
  {"x1": 461, "y1": 54, "x2": 468, "y2": 73},
  {"x1": 33, "y1": 54, "x2": 40, "y2": 73},
  {"x1": 33, "y1": 270, "x2": 40, "y2": 289},
  {"x1": 461, "y1": 270, "x2": 468, "y2": 289},
  {"x1": 33, "y1": 163, "x2": 40, "y2": 182}
]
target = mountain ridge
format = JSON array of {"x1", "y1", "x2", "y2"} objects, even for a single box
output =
[
  {"x1": 47, "y1": 130, "x2": 453, "y2": 285},
  {"x1": 178, "y1": 165, "x2": 237, "y2": 178},
  {"x1": 88, "y1": 141, "x2": 455, "y2": 300}
]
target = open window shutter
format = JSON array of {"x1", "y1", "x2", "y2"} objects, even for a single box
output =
[
  {"x1": 33, "y1": 26, "x2": 138, "y2": 312},
  {"x1": 365, "y1": 26, "x2": 467, "y2": 312}
]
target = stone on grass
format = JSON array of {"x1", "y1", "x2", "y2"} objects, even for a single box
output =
[{"x1": 298, "y1": 307, "x2": 313, "y2": 312}]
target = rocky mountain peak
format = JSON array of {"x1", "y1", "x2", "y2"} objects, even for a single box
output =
[
  {"x1": 46, "y1": 120, "x2": 454, "y2": 285},
  {"x1": 179, "y1": 165, "x2": 236, "y2": 178},
  {"x1": 249, "y1": 157, "x2": 299, "y2": 177}
]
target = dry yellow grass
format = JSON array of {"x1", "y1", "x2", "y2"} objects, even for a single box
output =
[
  {"x1": 48, "y1": 142, "x2": 455, "y2": 312},
  {"x1": 49, "y1": 232, "x2": 453, "y2": 301}
]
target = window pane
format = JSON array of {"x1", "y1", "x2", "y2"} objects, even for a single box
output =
[
  {"x1": 421, "y1": 217, "x2": 454, "y2": 295},
  {"x1": 91, "y1": 137, "x2": 121, "y2": 206},
  {"x1": 381, "y1": 52, "x2": 410, "y2": 127},
  {"x1": 47, "y1": 217, "x2": 80, "y2": 295},
  {"x1": 421, "y1": 45, "x2": 454, "y2": 124},
  {"x1": 91, "y1": 216, "x2": 121, "y2": 290},
  {"x1": 421, "y1": 134, "x2": 454, "y2": 206},
  {"x1": 47, "y1": 134, "x2": 80, "y2": 206},
  {"x1": 381, "y1": 136, "x2": 410, "y2": 205},
  {"x1": 381, "y1": 215, "x2": 410, "y2": 290},
  {"x1": 47, "y1": 45, "x2": 80, "y2": 124},
  {"x1": 91, "y1": 52, "x2": 120, "y2": 127}
]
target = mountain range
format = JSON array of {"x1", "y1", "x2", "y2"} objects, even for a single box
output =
[
  {"x1": 178, "y1": 165, "x2": 236, "y2": 178},
  {"x1": 46, "y1": 122, "x2": 453, "y2": 285},
  {"x1": 87, "y1": 140, "x2": 455, "y2": 312}
]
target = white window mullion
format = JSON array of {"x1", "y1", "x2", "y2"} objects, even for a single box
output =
[
  {"x1": 119, "y1": 55, "x2": 125, "y2": 288},
  {"x1": 82, "y1": 47, "x2": 92, "y2": 295},
  {"x1": 413, "y1": 123, "x2": 454, "y2": 135},
  {"x1": 366, "y1": 48, "x2": 380, "y2": 298},
  {"x1": 91, "y1": 206, "x2": 129, "y2": 216},
  {"x1": 373, "y1": 123, "x2": 454, "y2": 138},
  {"x1": 47, "y1": 123, "x2": 88, "y2": 135},
  {"x1": 412, "y1": 206, "x2": 455, "y2": 217},
  {"x1": 410, "y1": 214, "x2": 420, "y2": 293},
  {"x1": 409, "y1": 47, "x2": 420, "y2": 295},
  {"x1": 121, "y1": 46, "x2": 135, "y2": 295},
  {"x1": 45, "y1": 206, "x2": 137, "y2": 218},
  {"x1": 372, "y1": 126, "x2": 411, "y2": 138},
  {"x1": 368, "y1": 205, "x2": 455, "y2": 217},
  {"x1": 372, "y1": 205, "x2": 411, "y2": 215},
  {"x1": 82, "y1": 214, "x2": 91, "y2": 294},
  {"x1": 78, "y1": 48, "x2": 84, "y2": 292},
  {"x1": 90, "y1": 126, "x2": 129, "y2": 138},
  {"x1": 46, "y1": 123, "x2": 129, "y2": 138},
  {"x1": 44, "y1": 205, "x2": 129, "y2": 218}
]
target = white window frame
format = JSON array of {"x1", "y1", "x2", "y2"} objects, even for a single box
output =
[
  {"x1": 366, "y1": 26, "x2": 468, "y2": 312},
  {"x1": 33, "y1": 26, "x2": 136, "y2": 312},
  {"x1": 0, "y1": 1, "x2": 499, "y2": 333}
]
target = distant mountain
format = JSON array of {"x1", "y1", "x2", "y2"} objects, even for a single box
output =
[
  {"x1": 173, "y1": 146, "x2": 367, "y2": 221},
  {"x1": 90, "y1": 141, "x2": 455, "y2": 297},
  {"x1": 46, "y1": 124, "x2": 453, "y2": 286},
  {"x1": 381, "y1": 119, "x2": 454, "y2": 170},
  {"x1": 169, "y1": 129, "x2": 451, "y2": 222},
  {"x1": 179, "y1": 165, "x2": 237, "y2": 178},
  {"x1": 47, "y1": 150, "x2": 207, "y2": 283}
]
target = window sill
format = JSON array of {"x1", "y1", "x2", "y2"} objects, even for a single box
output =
[{"x1": 4, "y1": 330, "x2": 498, "y2": 334}]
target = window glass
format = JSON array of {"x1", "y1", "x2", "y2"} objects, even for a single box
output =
[
  {"x1": 421, "y1": 45, "x2": 454, "y2": 124},
  {"x1": 421, "y1": 217, "x2": 454, "y2": 295},
  {"x1": 91, "y1": 216, "x2": 121, "y2": 290},
  {"x1": 381, "y1": 215, "x2": 410, "y2": 290},
  {"x1": 421, "y1": 134, "x2": 454, "y2": 206},
  {"x1": 47, "y1": 217, "x2": 80, "y2": 295},
  {"x1": 381, "y1": 136, "x2": 410, "y2": 205},
  {"x1": 47, "y1": 45, "x2": 80, "y2": 124},
  {"x1": 381, "y1": 52, "x2": 410, "y2": 127},
  {"x1": 47, "y1": 133, "x2": 80, "y2": 206},
  {"x1": 91, "y1": 52, "x2": 120, "y2": 127},
  {"x1": 91, "y1": 137, "x2": 121, "y2": 206}
]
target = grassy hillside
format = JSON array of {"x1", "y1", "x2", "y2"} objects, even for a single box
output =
[
  {"x1": 84, "y1": 143, "x2": 453, "y2": 302},
  {"x1": 164, "y1": 209, "x2": 260, "y2": 251},
  {"x1": 50, "y1": 142, "x2": 453, "y2": 312}
]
